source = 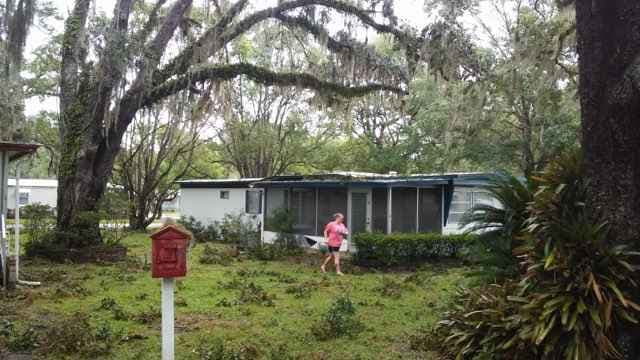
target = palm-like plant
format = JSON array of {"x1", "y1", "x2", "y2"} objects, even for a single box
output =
[{"x1": 459, "y1": 173, "x2": 537, "y2": 274}]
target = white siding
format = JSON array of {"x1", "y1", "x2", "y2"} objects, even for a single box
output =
[
  {"x1": 179, "y1": 187, "x2": 262, "y2": 226},
  {"x1": 7, "y1": 185, "x2": 57, "y2": 210}
]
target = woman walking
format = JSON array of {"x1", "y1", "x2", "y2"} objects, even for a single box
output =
[{"x1": 321, "y1": 213, "x2": 348, "y2": 275}]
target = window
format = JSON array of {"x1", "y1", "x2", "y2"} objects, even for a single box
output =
[
  {"x1": 245, "y1": 190, "x2": 262, "y2": 214},
  {"x1": 447, "y1": 190, "x2": 493, "y2": 225},
  {"x1": 18, "y1": 191, "x2": 29, "y2": 206},
  {"x1": 220, "y1": 190, "x2": 230, "y2": 199}
]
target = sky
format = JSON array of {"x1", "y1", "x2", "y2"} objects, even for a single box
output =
[{"x1": 23, "y1": 0, "x2": 504, "y2": 116}]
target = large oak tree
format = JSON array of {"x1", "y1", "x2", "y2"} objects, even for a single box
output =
[
  {"x1": 575, "y1": 1, "x2": 640, "y2": 357},
  {"x1": 57, "y1": 0, "x2": 417, "y2": 245},
  {"x1": 575, "y1": 1, "x2": 640, "y2": 244}
]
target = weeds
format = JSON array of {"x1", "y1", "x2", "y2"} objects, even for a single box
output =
[
  {"x1": 200, "y1": 244, "x2": 236, "y2": 265},
  {"x1": 193, "y1": 337, "x2": 260, "y2": 360},
  {"x1": 311, "y1": 296, "x2": 364, "y2": 340},
  {"x1": 285, "y1": 280, "x2": 320, "y2": 299},
  {"x1": 237, "y1": 282, "x2": 275, "y2": 306},
  {"x1": 98, "y1": 297, "x2": 129, "y2": 320},
  {"x1": 375, "y1": 277, "x2": 412, "y2": 299},
  {"x1": 132, "y1": 306, "x2": 161, "y2": 325},
  {"x1": 39, "y1": 312, "x2": 116, "y2": 357},
  {"x1": 3, "y1": 323, "x2": 39, "y2": 352}
]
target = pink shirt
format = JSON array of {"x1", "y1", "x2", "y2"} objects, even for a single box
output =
[{"x1": 325, "y1": 221, "x2": 348, "y2": 247}]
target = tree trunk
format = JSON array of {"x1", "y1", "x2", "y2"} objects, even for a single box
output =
[
  {"x1": 576, "y1": 1, "x2": 640, "y2": 243},
  {"x1": 576, "y1": 1, "x2": 640, "y2": 358},
  {"x1": 128, "y1": 198, "x2": 150, "y2": 231},
  {"x1": 56, "y1": 129, "x2": 120, "y2": 246},
  {"x1": 56, "y1": 74, "x2": 123, "y2": 246}
]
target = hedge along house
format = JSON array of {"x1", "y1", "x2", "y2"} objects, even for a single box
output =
[
  {"x1": 177, "y1": 178, "x2": 264, "y2": 226},
  {"x1": 253, "y1": 172, "x2": 496, "y2": 251}
]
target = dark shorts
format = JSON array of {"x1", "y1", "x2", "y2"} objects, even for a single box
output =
[{"x1": 328, "y1": 246, "x2": 340, "y2": 253}]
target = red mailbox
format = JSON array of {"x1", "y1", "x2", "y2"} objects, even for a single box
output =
[{"x1": 150, "y1": 225, "x2": 191, "y2": 278}]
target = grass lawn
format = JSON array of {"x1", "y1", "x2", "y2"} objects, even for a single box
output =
[{"x1": 1, "y1": 233, "x2": 478, "y2": 359}]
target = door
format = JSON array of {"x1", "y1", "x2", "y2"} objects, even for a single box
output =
[{"x1": 351, "y1": 192, "x2": 368, "y2": 235}]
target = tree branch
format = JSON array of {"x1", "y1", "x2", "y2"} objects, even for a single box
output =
[
  {"x1": 273, "y1": 13, "x2": 407, "y2": 81},
  {"x1": 144, "y1": 62, "x2": 406, "y2": 107},
  {"x1": 114, "y1": 0, "x2": 194, "y2": 139},
  {"x1": 59, "y1": 0, "x2": 91, "y2": 132},
  {"x1": 153, "y1": 0, "x2": 414, "y2": 86}
]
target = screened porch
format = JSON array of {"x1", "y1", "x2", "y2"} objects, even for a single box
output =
[{"x1": 261, "y1": 185, "x2": 447, "y2": 237}]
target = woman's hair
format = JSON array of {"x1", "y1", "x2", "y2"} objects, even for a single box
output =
[{"x1": 333, "y1": 213, "x2": 344, "y2": 220}]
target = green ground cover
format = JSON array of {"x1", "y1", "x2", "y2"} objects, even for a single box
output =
[{"x1": 1, "y1": 233, "x2": 477, "y2": 359}]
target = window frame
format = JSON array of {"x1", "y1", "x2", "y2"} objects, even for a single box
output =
[
  {"x1": 220, "y1": 190, "x2": 230, "y2": 200},
  {"x1": 18, "y1": 191, "x2": 30, "y2": 206},
  {"x1": 245, "y1": 190, "x2": 262, "y2": 214},
  {"x1": 448, "y1": 189, "x2": 492, "y2": 226}
]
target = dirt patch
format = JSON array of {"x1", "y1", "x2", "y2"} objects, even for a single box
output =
[{"x1": 174, "y1": 314, "x2": 245, "y2": 333}]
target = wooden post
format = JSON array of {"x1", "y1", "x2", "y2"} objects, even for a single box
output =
[{"x1": 162, "y1": 277, "x2": 175, "y2": 360}]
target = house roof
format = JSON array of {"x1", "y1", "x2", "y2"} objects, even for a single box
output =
[
  {"x1": 253, "y1": 172, "x2": 494, "y2": 188},
  {"x1": 177, "y1": 178, "x2": 263, "y2": 189},
  {"x1": 0, "y1": 142, "x2": 40, "y2": 161},
  {"x1": 8, "y1": 179, "x2": 58, "y2": 188}
]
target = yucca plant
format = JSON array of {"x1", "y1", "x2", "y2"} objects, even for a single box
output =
[{"x1": 460, "y1": 173, "x2": 537, "y2": 278}]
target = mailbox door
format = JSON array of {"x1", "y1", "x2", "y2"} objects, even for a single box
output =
[{"x1": 152, "y1": 237, "x2": 187, "y2": 278}]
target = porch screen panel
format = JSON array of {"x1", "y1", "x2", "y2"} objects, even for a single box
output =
[
  {"x1": 391, "y1": 187, "x2": 417, "y2": 233},
  {"x1": 291, "y1": 188, "x2": 315, "y2": 234},
  {"x1": 316, "y1": 188, "x2": 347, "y2": 235},
  {"x1": 419, "y1": 188, "x2": 442, "y2": 233},
  {"x1": 264, "y1": 188, "x2": 288, "y2": 232},
  {"x1": 372, "y1": 188, "x2": 388, "y2": 233}
]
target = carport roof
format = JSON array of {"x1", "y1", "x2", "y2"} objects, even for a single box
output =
[{"x1": 0, "y1": 142, "x2": 40, "y2": 161}]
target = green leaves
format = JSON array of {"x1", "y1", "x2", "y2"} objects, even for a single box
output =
[
  {"x1": 352, "y1": 232, "x2": 477, "y2": 267},
  {"x1": 434, "y1": 150, "x2": 640, "y2": 359}
]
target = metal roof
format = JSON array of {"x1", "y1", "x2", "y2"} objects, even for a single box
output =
[
  {"x1": 0, "y1": 142, "x2": 40, "y2": 161},
  {"x1": 253, "y1": 172, "x2": 495, "y2": 188},
  {"x1": 177, "y1": 178, "x2": 263, "y2": 189},
  {"x1": 8, "y1": 179, "x2": 58, "y2": 188}
]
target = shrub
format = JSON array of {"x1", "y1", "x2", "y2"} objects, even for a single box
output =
[
  {"x1": 352, "y1": 232, "x2": 476, "y2": 267},
  {"x1": 99, "y1": 189, "x2": 129, "y2": 246},
  {"x1": 435, "y1": 151, "x2": 640, "y2": 360},
  {"x1": 217, "y1": 213, "x2": 260, "y2": 248},
  {"x1": 179, "y1": 216, "x2": 219, "y2": 243},
  {"x1": 265, "y1": 209, "x2": 298, "y2": 249},
  {"x1": 199, "y1": 244, "x2": 234, "y2": 265},
  {"x1": 311, "y1": 296, "x2": 364, "y2": 340},
  {"x1": 246, "y1": 243, "x2": 302, "y2": 261},
  {"x1": 21, "y1": 203, "x2": 55, "y2": 241}
]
